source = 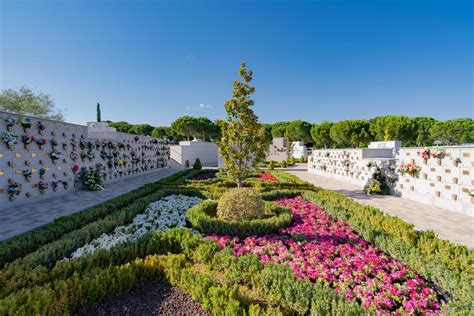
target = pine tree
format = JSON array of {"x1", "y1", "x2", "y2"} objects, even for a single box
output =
[
  {"x1": 217, "y1": 63, "x2": 266, "y2": 188},
  {"x1": 96, "y1": 103, "x2": 101, "y2": 122}
]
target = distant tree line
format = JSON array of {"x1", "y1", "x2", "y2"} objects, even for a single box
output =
[
  {"x1": 108, "y1": 115, "x2": 472, "y2": 148},
  {"x1": 2, "y1": 87, "x2": 471, "y2": 147}
]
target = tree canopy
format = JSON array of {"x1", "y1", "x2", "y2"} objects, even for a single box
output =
[
  {"x1": 0, "y1": 86, "x2": 64, "y2": 121},
  {"x1": 311, "y1": 121, "x2": 334, "y2": 148}
]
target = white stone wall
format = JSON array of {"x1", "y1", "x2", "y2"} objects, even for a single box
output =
[
  {"x1": 396, "y1": 147, "x2": 473, "y2": 217},
  {"x1": 308, "y1": 146, "x2": 474, "y2": 217},
  {"x1": 291, "y1": 141, "x2": 308, "y2": 159},
  {"x1": 170, "y1": 141, "x2": 218, "y2": 167},
  {"x1": 0, "y1": 112, "x2": 170, "y2": 209},
  {"x1": 308, "y1": 149, "x2": 396, "y2": 186}
]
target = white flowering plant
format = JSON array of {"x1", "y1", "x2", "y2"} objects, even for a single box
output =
[{"x1": 68, "y1": 194, "x2": 203, "y2": 258}]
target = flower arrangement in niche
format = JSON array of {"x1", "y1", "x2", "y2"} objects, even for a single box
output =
[
  {"x1": 398, "y1": 161, "x2": 421, "y2": 177},
  {"x1": 70, "y1": 138, "x2": 77, "y2": 148},
  {"x1": 79, "y1": 138, "x2": 86, "y2": 150},
  {"x1": 38, "y1": 181, "x2": 48, "y2": 194},
  {"x1": 39, "y1": 168, "x2": 46, "y2": 179},
  {"x1": 62, "y1": 181, "x2": 68, "y2": 189},
  {"x1": 86, "y1": 151, "x2": 95, "y2": 160},
  {"x1": 20, "y1": 117, "x2": 32, "y2": 131},
  {"x1": 22, "y1": 169, "x2": 33, "y2": 182},
  {"x1": 72, "y1": 164, "x2": 80, "y2": 174},
  {"x1": 431, "y1": 147, "x2": 445, "y2": 162},
  {"x1": 417, "y1": 148, "x2": 431, "y2": 163},
  {"x1": 49, "y1": 151, "x2": 61, "y2": 163},
  {"x1": 70, "y1": 151, "x2": 79, "y2": 161},
  {"x1": 21, "y1": 134, "x2": 35, "y2": 149},
  {"x1": 2, "y1": 132, "x2": 19, "y2": 149},
  {"x1": 37, "y1": 121, "x2": 47, "y2": 134},
  {"x1": 4, "y1": 117, "x2": 16, "y2": 131},
  {"x1": 35, "y1": 138, "x2": 47, "y2": 149},
  {"x1": 51, "y1": 181, "x2": 59, "y2": 192},
  {"x1": 453, "y1": 157, "x2": 462, "y2": 167},
  {"x1": 50, "y1": 138, "x2": 59, "y2": 147},
  {"x1": 7, "y1": 182, "x2": 22, "y2": 201}
]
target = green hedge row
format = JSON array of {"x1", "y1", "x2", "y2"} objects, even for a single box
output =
[
  {"x1": 187, "y1": 200, "x2": 292, "y2": 238},
  {"x1": 0, "y1": 169, "x2": 195, "y2": 268},
  {"x1": 0, "y1": 228, "x2": 372, "y2": 315},
  {"x1": 0, "y1": 188, "x2": 205, "y2": 291}
]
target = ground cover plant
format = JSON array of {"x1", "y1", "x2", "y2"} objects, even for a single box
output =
[{"x1": 0, "y1": 168, "x2": 472, "y2": 315}]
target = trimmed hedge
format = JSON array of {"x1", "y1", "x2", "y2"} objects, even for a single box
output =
[
  {"x1": 0, "y1": 188, "x2": 205, "y2": 289},
  {"x1": 187, "y1": 200, "x2": 292, "y2": 238},
  {"x1": 0, "y1": 169, "x2": 196, "y2": 268}
]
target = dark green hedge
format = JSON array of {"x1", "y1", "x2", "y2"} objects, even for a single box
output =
[
  {"x1": 0, "y1": 188, "x2": 205, "y2": 290},
  {"x1": 0, "y1": 169, "x2": 195, "y2": 268},
  {"x1": 187, "y1": 200, "x2": 292, "y2": 238}
]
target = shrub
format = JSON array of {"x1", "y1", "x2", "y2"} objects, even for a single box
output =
[
  {"x1": 217, "y1": 188, "x2": 264, "y2": 221},
  {"x1": 188, "y1": 200, "x2": 291, "y2": 238},
  {"x1": 281, "y1": 160, "x2": 287, "y2": 168},
  {"x1": 288, "y1": 157, "x2": 295, "y2": 165},
  {"x1": 268, "y1": 160, "x2": 275, "y2": 170},
  {"x1": 193, "y1": 158, "x2": 202, "y2": 170}
]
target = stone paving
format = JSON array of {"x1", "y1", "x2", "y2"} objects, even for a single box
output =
[
  {"x1": 285, "y1": 164, "x2": 474, "y2": 248},
  {"x1": 0, "y1": 165, "x2": 182, "y2": 241}
]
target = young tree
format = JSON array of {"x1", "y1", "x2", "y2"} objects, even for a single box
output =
[
  {"x1": 217, "y1": 63, "x2": 266, "y2": 188},
  {"x1": 0, "y1": 86, "x2": 64, "y2": 121}
]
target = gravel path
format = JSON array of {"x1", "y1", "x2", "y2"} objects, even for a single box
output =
[{"x1": 77, "y1": 281, "x2": 209, "y2": 316}]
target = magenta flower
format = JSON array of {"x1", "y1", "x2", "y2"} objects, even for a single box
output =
[{"x1": 207, "y1": 196, "x2": 443, "y2": 314}]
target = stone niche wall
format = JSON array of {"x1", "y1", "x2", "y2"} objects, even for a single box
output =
[
  {"x1": 0, "y1": 112, "x2": 170, "y2": 209},
  {"x1": 396, "y1": 147, "x2": 473, "y2": 217},
  {"x1": 308, "y1": 149, "x2": 396, "y2": 187},
  {"x1": 308, "y1": 146, "x2": 474, "y2": 217}
]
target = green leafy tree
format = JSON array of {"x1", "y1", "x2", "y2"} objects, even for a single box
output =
[
  {"x1": 151, "y1": 126, "x2": 170, "y2": 139},
  {"x1": 129, "y1": 124, "x2": 154, "y2": 135},
  {"x1": 271, "y1": 122, "x2": 290, "y2": 138},
  {"x1": 217, "y1": 63, "x2": 266, "y2": 188},
  {"x1": 410, "y1": 117, "x2": 436, "y2": 146},
  {"x1": 171, "y1": 116, "x2": 199, "y2": 140},
  {"x1": 0, "y1": 86, "x2": 64, "y2": 121},
  {"x1": 369, "y1": 116, "x2": 414, "y2": 144},
  {"x1": 286, "y1": 120, "x2": 312, "y2": 143},
  {"x1": 259, "y1": 124, "x2": 273, "y2": 145},
  {"x1": 195, "y1": 117, "x2": 220, "y2": 141},
  {"x1": 311, "y1": 121, "x2": 334, "y2": 148},
  {"x1": 109, "y1": 121, "x2": 133, "y2": 133},
  {"x1": 330, "y1": 119, "x2": 371, "y2": 148},
  {"x1": 430, "y1": 118, "x2": 474, "y2": 145}
]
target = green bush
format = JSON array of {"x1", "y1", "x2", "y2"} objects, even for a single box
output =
[
  {"x1": 217, "y1": 188, "x2": 264, "y2": 221},
  {"x1": 281, "y1": 160, "x2": 287, "y2": 168},
  {"x1": 188, "y1": 200, "x2": 291, "y2": 238},
  {"x1": 288, "y1": 157, "x2": 295, "y2": 165},
  {"x1": 193, "y1": 158, "x2": 202, "y2": 170},
  {"x1": 268, "y1": 160, "x2": 275, "y2": 170}
]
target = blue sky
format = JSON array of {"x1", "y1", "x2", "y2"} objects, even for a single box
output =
[{"x1": 1, "y1": 0, "x2": 472, "y2": 126}]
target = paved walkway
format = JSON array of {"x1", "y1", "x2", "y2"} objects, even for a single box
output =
[
  {"x1": 285, "y1": 164, "x2": 473, "y2": 248},
  {"x1": 0, "y1": 165, "x2": 182, "y2": 241}
]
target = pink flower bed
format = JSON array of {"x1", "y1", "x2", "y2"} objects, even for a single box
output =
[
  {"x1": 208, "y1": 196, "x2": 442, "y2": 315},
  {"x1": 257, "y1": 172, "x2": 279, "y2": 182}
]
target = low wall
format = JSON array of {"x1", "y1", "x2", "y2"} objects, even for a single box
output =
[
  {"x1": 0, "y1": 112, "x2": 170, "y2": 209},
  {"x1": 308, "y1": 146, "x2": 474, "y2": 217}
]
